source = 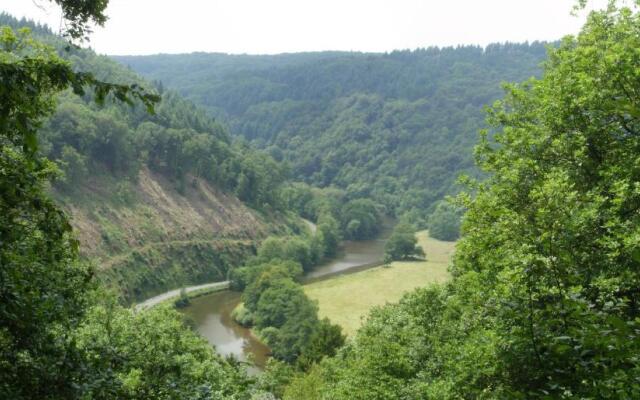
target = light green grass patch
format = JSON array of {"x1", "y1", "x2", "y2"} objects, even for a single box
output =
[{"x1": 304, "y1": 231, "x2": 455, "y2": 336}]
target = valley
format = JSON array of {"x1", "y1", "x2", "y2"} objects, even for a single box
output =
[
  {"x1": 115, "y1": 45, "x2": 548, "y2": 225},
  {"x1": 2, "y1": 2, "x2": 639, "y2": 399},
  {"x1": 179, "y1": 226, "x2": 452, "y2": 371}
]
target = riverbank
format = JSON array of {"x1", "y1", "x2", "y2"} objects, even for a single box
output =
[
  {"x1": 134, "y1": 218, "x2": 319, "y2": 311},
  {"x1": 140, "y1": 218, "x2": 400, "y2": 372},
  {"x1": 181, "y1": 291, "x2": 271, "y2": 373},
  {"x1": 229, "y1": 230, "x2": 454, "y2": 338},
  {"x1": 304, "y1": 231, "x2": 455, "y2": 335}
]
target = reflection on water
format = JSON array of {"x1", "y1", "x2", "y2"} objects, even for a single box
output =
[
  {"x1": 181, "y1": 219, "x2": 393, "y2": 372},
  {"x1": 181, "y1": 291, "x2": 269, "y2": 374},
  {"x1": 306, "y1": 222, "x2": 392, "y2": 280}
]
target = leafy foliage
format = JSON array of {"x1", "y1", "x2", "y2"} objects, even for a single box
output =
[
  {"x1": 116, "y1": 43, "x2": 548, "y2": 220},
  {"x1": 240, "y1": 266, "x2": 345, "y2": 366},
  {"x1": 286, "y1": 4, "x2": 640, "y2": 399},
  {"x1": 427, "y1": 200, "x2": 462, "y2": 241},
  {"x1": 0, "y1": 24, "x2": 95, "y2": 399},
  {"x1": 0, "y1": 11, "x2": 253, "y2": 399},
  {"x1": 234, "y1": 239, "x2": 346, "y2": 368},
  {"x1": 383, "y1": 222, "x2": 425, "y2": 262},
  {"x1": 340, "y1": 198, "x2": 381, "y2": 240},
  {"x1": 257, "y1": 237, "x2": 313, "y2": 271},
  {"x1": 1, "y1": 13, "x2": 286, "y2": 211},
  {"x1": 74, "y1": 296, "x2": 251, "y2": 399},
  {"x1": 47, "y1": 0, "x2": 109, "y2": 41}
]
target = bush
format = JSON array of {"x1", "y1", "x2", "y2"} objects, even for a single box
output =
[
  {"x1": 317, "y1": 214, "x2": 341, "y2": 257},
  {"x1": 383, "y1": 222, "x2": 425, "y2": 263},
  {"x1": 297, "y1": 318, "x2": 345, "y2": 370},
  {"x1": 173, "y1": 287, "x2": 190, "y2": 308},
  {"x1": 232, "y1": 259, "x2": 303, "y2": 291},
  {"x1": 230, "y1": 303, "x2": 253, "y2": 327}
]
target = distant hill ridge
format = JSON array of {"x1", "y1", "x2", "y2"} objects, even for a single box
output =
[{"x1": 114, "y1": 43, "x2": 549, "y2": 224}]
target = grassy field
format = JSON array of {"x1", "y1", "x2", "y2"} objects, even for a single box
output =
[{"x1": 304, "y1": 231, "x2": 455, "y2": 336}]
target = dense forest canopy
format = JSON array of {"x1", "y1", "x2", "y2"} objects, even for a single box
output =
[
  {"x1": 116, "y1": 44, "x2": 549, "y2": 223},
  {"x1": 284, "y1": 3, "x2": 640, "y2": 398},
  {"x1": 0, "y1": 8, "x2": 262, "y2": 399},
  {"x1": 0, "y1": 9, "x2": 371, "y2": 397},
  {"x1": 0, "y1": 12, "x2": 287, "y2": 211},
  {"x1": 3, "y1": 0, "x2": 640, "y2": 399}
]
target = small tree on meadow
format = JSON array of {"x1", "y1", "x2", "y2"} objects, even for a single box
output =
[{"x1": 383, "y1": 222, "x2": 425, "y2": 263}]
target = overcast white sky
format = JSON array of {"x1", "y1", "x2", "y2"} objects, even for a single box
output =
[{"x1": 2, "y1": 0, "x2": 609, "y2": 55}]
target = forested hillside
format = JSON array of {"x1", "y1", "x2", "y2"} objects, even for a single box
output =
[
  {"x1": 116, "y1": 44, "x2": 548, "y2": 222},
  {"x1": 0, "y1": 13, "x2": 298, "y2": 302},
  {"x1": 282, "y1": 5, "x2": 640, "y2": 398},
  {"x1": 4, "y1": 1, "x2": 639, "y2": 399}
]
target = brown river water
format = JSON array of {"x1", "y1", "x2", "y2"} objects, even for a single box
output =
[{"x1": 180, "y1": 221, "x2": 393, "y2": 372}]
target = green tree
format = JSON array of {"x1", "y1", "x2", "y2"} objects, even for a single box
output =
[
  {"x1": 281, "y1": 182, "x2": 314, "y2": 218},
  {"x1": 257, "y1": 236, "x2": 313, "y2": 271},
  {"x1": 0, "y1": 7, "x2": 156, "y2": 398},
  {"x1": 242, "y1": 265, "x2": 297, "y2": 314},
  {"x1": 252, "y1": 278, "x2": 320, "y2": 363},
  {"x1": 452, "y1": 4, "x2": 640, "y2": 395},
  {"x1": 116, "y1": 37, "x2": 549, "y2": 220},
  {"x1": 254, "y1": 279, "x2": 311, "y2": 329},
  {"x1": 309, "y1": 230, "x2": 326, "y2": 265},
  {"x1": 240, "y1": 261, "x2": 344, "y2": 366},
  {"x1": 74, "y1": 297, "x2": 251, "y2": 399},
  {"x1": 254, "y1": 359, "x2": 297, "y2": 399},
  {"x1": 287, "y1": 3, "x2": 640, "y2": 398},
  {"x1": 297, "y1": 318, "x2": 345, "y2": 370},
  {"x1": 0, "y1": 26, "x2": 96, "y2": 399},
  {"x1": 317, "y1": 213, "x2": 341, "y2": 257},
  {"x1": 340, "y1": 198, "x2": 380, "y2": 240},
  {"x1": 0, "y1": 6, "x2": 255, "y2": 399},
  {"x1": 383, "y1": 222, "x2": 425, "y2": 262},
  {"x1": 57, "y1": 144, "x2": 89, "y2": 188},
  {"x1": 230, "y1": 259, "x2": 303, "y2": 291},
  {"x1": 428, "y1": 201, "x2": 461, "y2": 241}
]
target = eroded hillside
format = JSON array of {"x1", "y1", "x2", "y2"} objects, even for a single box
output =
[
  {"x1": 0, "y1": 14, "x2": 296, "y2": 303},
  {"x1": 56, "y1": 167, "x2": 296, "y2": 302}
]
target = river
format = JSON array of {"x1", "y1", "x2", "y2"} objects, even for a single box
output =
[{"x1": 180, "y1": 221, "x2": 393, "y2": 372}]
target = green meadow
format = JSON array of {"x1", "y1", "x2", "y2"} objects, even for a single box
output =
[{"x1": 304, "y1": 231, "x2": 455, "y2": 336}]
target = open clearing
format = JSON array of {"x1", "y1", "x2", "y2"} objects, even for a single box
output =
[{"x1": 304, "y1": 231, "x2": 455, "y2": 336}]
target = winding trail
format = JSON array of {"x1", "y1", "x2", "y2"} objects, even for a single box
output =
[
  {"x1": 135, "y1": 281, "x2": 230, "y2": 311},
  {"x1": 134, "y1": 220, "x2": 318, "y2": 311}
]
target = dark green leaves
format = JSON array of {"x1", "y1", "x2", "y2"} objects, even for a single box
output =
[
  {"x1": 51, "y1": 0, "x2": 109, "y2": 41},
  {"x1": 287, "y1": 3, "x2": 640, "y2": 399}
]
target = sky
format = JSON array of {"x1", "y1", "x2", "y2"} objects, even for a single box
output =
[{"x1": 2, "y1": 0, "x2": 610, "y2": 55}]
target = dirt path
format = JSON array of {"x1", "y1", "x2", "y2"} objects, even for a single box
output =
[
  {"x1": 136, "y1": 220, "x2": 317, "y2": 311},
  {"x1": 135, "y1": 280, "x2": 230, "y2": 311}
]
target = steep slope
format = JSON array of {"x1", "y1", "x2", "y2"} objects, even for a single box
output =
[
  {"x1": 55, "y1": 167, "x2": 295, "y2": 302},
  {"x1": 115, "y1": 45, "x2": 548, "y2": 222},
  {"x1": 1, "y1": 13, "x2": 297, "y2": 302}
]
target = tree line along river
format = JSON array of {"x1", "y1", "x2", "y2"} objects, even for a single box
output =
[{"x1": 156, "y1": 221, "x2": 393, "y2": 373}]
